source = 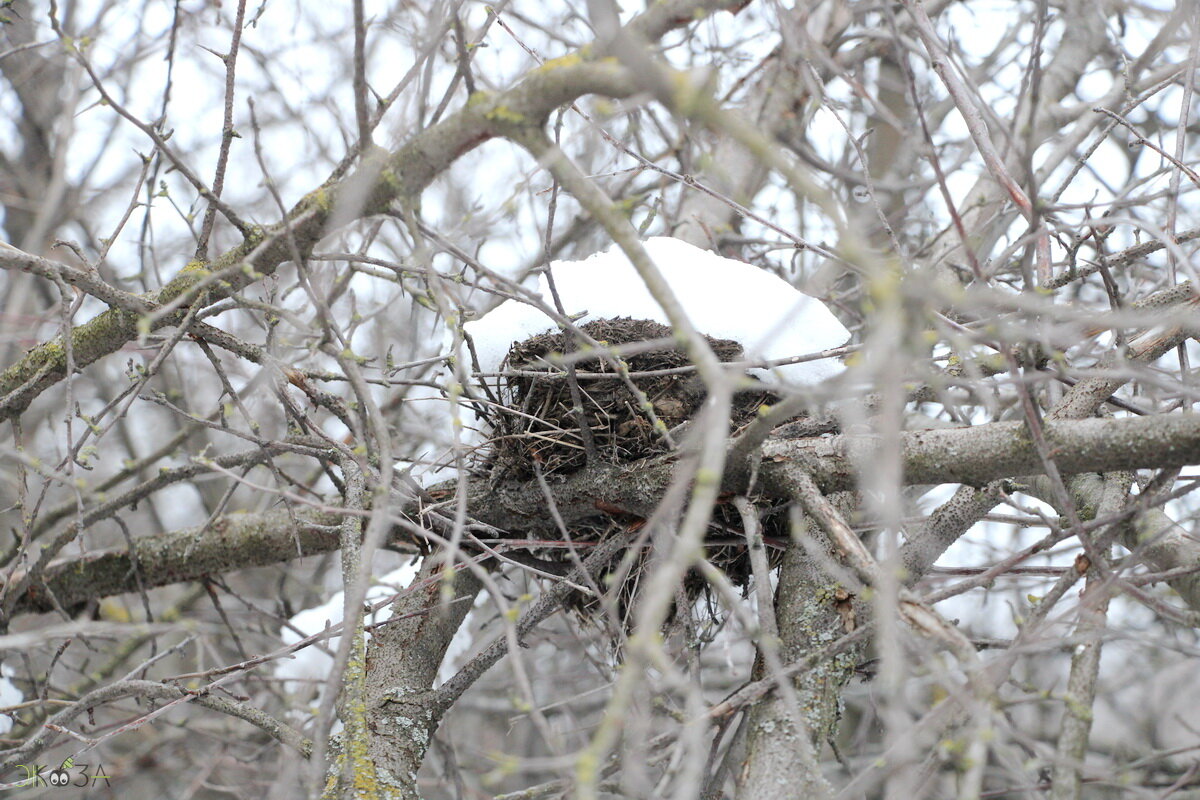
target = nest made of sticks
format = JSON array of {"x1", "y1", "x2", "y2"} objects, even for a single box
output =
[
  {"x1": 486, "y1": 317, "x2": 775, "y2": 481},
  {"x1": 476, "y1": 318, "x2": 796, "y2": 610}
]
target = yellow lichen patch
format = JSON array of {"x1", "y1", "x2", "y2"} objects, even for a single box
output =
[
  {"x1": 484, "y1": 105, "x2": 526, "y2": 124},
  {"x1": 243, "y1": 226, "x2": 266, "y2": 247},
  {"x1": 180, "y1": 259, "x2": 211, "y2": 277},
  {"x1": 379, "y1": 166, "x2": 403, "y2": 193},
  {"x1": 534, "y1": 52, "x2": 584, "y2": 73},
  {"x1": 302, "y1": 186, "x2": 334, "y2": 214}
]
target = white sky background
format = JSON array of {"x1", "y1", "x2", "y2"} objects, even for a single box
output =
[
  {"x1": 5, "y1": 0, "x2": 1197, "y2": 653},
  {"x1": 32, "y1": 0, "x2": 1184, "y2": 267}
]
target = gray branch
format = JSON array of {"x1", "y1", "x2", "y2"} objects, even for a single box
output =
[{"x1": 11, "y1": 412, "x2": 1200, "y2": 617}]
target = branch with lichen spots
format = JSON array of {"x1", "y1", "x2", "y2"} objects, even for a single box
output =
[
  {"x1": 3, "y1": 506, "x2": 345, "y2": 615},
  {"x1": 10, "y1": 412, "x2": 1200, "y2": 617},
  {"x1": 0, "y1": 0, "x2": 748, "y2": 421}
]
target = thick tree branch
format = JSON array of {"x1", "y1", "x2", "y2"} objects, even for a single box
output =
[
  {"x1": 5, "y1": 506, "x2": 345, "y2": 614},
  {"x1": 12, "y1": 413, "x2": 1200, "y2": 617},
  {"x1": 758, "y1": 414, "x2": 1200, "y2": 496}
]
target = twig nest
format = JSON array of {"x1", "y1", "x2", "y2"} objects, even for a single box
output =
[
  {"x1": 486, "y1": 317, "x2": 788, "y2": 612},
  {"x1": 448, "y1": 238, "x2": 845, "y2": 609},
  {"x1": 485, "y1": 318, "x2": 774, "y2": 480}
]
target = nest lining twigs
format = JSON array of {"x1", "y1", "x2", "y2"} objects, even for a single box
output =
[{"x1": 486, "y1": 317, "x2": 776, "y2": 481}]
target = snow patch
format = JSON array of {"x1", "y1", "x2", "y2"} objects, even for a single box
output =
[
  {"x1": 276, "y1": 560, "x2": 477, "y2": 700},
  {"x1": 462, "y1": 237, "x2": 850, "y2": 386},
  {"x1": 0, "y1": 664, "x2": 21, "y2": 734}
]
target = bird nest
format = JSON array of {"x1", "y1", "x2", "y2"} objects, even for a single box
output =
[
  {"x1": 477, "y1": 318, "x2": 795, "y2": 608},
  {"x1": 485, "y1": 317, "x2": 775, "y2": 481}
]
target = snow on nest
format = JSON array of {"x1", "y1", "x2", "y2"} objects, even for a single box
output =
[{"x1": 462, "y1": 237, "x2": 850, "y2": 386}]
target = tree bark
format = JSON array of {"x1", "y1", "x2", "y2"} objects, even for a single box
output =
[
  {"x1": 736, "y1": 514, "x2": 863, "y2": 800},
  {"x1": 325, "y1": 560, "x2": 482, "y2": 800},
  {"x1": 13, "y1": 413, "x2": 1200, "y2": 618}
]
